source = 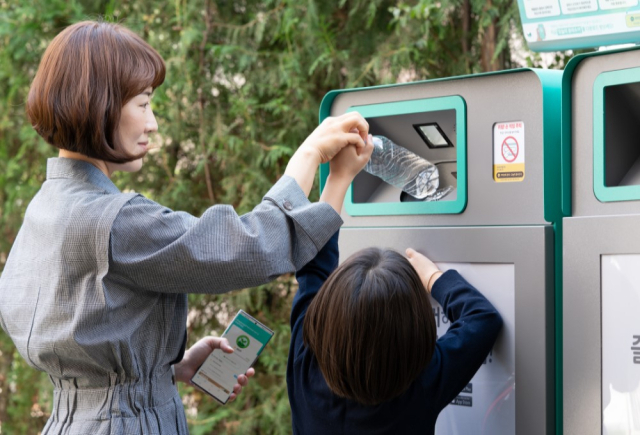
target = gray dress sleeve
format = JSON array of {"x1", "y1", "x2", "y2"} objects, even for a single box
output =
[{"x1": 108, "y1": 175, "x2": 343, "y2": 294}]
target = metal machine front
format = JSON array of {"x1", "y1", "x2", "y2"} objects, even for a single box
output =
[
  {"x1": 339, "y1": 226, "x2": 554, "y2": 435},
  {"x1": 320, "y1": 68, "x2": 563, "y2": 434},
  {"x1": 564, "y1": 215, "x2": 640, "y2": 435},
  {"x1": 563, "y1": 47, "x2": 640, "y2": 435}
]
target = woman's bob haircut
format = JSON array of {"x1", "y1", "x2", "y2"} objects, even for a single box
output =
[
  {"x1": 26, "y1": 20, "x2": 165, "y2": 163},
  {"x1": 303, "y1": 247, "x2": 437, "y2": 406}
]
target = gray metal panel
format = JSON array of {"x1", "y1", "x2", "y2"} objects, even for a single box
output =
[
  {"x1": 571, "y1": 50, "x2": 640, "y2": 216},
  {"x1": 563, "y1": 214, "x2": 640, "y2": 435},
  {"x1": 330, "y1": 70, "x2": 548, "y2": 227},
  {"x1": 339, "y1": 225, "x2": 555, "y2": 435}
]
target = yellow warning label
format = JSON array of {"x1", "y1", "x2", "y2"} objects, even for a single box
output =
[{"x1": 494, "y1": 163, "x2": 525, "y2": 182}]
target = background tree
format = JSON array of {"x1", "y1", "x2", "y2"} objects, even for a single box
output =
[{"x1": 0, "y1": 0, "x2": 572, "y2": 433}]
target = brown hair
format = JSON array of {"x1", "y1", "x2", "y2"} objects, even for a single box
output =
[
  {"x1": 303, "y1": 248, "x2": 437, "y2": 406},
  {"x1": 26, "y1": 20, "x2": 165, "y2": 163}
]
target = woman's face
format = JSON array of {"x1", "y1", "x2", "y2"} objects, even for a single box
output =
[{"x1": 108, "y1": 87, "x2": 158, "y2": 173}]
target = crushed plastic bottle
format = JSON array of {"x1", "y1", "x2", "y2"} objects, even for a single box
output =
[{"x1": 364, "y1": 135, "x2": 439, "y2": 199}]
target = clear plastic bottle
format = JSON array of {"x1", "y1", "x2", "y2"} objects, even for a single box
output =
[{"x1": 364, "y1": 135, "x2": 439, "y2": 199}]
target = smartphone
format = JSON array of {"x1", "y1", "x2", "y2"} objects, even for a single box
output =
[{"x1": 191, "y1": 309, "x2": 274, "y2": 404}]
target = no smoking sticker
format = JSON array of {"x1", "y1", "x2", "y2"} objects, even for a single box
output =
[
  {"x1": 501, "y1": 136, "x2": 519, "y2": 162},
  {"x1": 493, "y1": 122, "x2": 525, "y2": 182}
]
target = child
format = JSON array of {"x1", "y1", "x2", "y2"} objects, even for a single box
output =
[{"x1": 287, "y1": 172, "x2": 503, "y2": 434}]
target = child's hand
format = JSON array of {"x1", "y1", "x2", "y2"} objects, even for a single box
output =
[
  {"x1": 319, "y1": 136, "x2": 373, "y2": 214},
  {"x1": 299, "y1": 112, "x2": 369, "y2": 163},
  {"x1": 406, "y1": 248, "x2": 442, "y2": 293},
  {"x1": 329, "y1": 134, "x2": 374, "y2": 182}
]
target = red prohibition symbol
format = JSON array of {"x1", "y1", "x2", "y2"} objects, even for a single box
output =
[{"x1": 501, "y1": 136, "x2": 519, "y2": 163}]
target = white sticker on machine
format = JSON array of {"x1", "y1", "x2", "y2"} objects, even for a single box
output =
[
  {"x1": 432, "y1": 262, "x2": 516, "y2": 435},
  {"x1": 493, "y1": 121, "x2": 525, "y2": 182}
]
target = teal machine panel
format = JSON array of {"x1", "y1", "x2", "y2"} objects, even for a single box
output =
[
  {"x1": 562, "y1": 47, "x2": 640, "y2": 435},
  {"x1": 342, "y1": 96, "x2": 467, "y2": 216},
  {"x1": 593, "y1": 67, "x2": 640, "y2": 203},
  {"x1": 320, "y1": 69, "x2": 566, "y2": 227},
  {"x1": 319, "y1": 69, "x2": 566, "y2": 435}
]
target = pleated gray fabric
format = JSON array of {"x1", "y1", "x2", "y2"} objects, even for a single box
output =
[{"x1": 0, "y1": 157, "x2": 342, "y2": 434}]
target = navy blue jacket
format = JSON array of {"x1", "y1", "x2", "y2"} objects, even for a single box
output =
[{"x1": 287, "y1": 232, "x2": 503, "y2": 434}]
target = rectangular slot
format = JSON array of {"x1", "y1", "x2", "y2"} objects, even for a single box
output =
[
  {"x1": 335, "y1": 95, "x2": 467, "y2": 216},
  {"x1": 593, "y1": 68, "x2": 640, "y2": 203},
  {"x1": 352, "y1": 110, "x2": 458, "y2": 205},
  {"x1": 604, "y1": 83, "x2": 640, "y2": 187}
]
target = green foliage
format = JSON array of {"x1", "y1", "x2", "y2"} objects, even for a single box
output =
[{"x1": 0, "y1": 0, "x2": 571, "y2": 433}]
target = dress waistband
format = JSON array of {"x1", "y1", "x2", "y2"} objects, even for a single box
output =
[{"x1": 49, "y1": 369, "x2": 178, "y2": 422}]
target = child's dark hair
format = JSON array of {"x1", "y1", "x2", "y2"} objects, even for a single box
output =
[{"x1": 303, "y1": 247, "x2": 437, "y2": 406}]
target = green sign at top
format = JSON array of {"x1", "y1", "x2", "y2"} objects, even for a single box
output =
[{"x1": 517, "y1": 0, "x2": 640, "y2": 51}]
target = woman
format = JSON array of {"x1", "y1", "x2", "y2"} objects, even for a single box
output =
[{"x1": 0, "y1": 20, "x2": 370, "y2": 434}]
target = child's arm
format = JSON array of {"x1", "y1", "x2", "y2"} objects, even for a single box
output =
[
  {"x1": 292, "y1": 138, "x2": 373, "y2": 321},
  {"x1": 427, "y1": 270, "x2": 503, "y2": 410},
  {"x1": 291, "y1": 231, "x2": 340, "y2": 331},
  {"x1": 289, "y1": 139, "x2": 373, "y2": 356},
  {"x1": 407, "y1": 251, "x2": 502, "y2": 410}
]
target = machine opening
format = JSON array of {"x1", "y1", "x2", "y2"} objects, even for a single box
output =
[
  {"x1": 603, "y1": 82, "x2": 640, "y2": 187},
  {"x1": 352, "y1": 110, "x2": 459, "y2": 204}
]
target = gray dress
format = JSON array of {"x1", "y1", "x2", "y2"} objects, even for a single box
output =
[{"x1": 0, "y1": 157, "x2": 342, "y2": 434}]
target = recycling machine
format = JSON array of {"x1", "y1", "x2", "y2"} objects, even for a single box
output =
[{"x1": 319, "y1": 69, "x2": 566, "y2": 435}]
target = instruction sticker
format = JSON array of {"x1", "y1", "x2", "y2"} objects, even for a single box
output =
[{"x1": 493, "y1": 121, "x2": 525, "y2": 182}]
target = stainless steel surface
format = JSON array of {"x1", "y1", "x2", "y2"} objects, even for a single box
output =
[
  {"x1": 571, "y1": 50, "x2": 640, "y2": 216},
  {"x1": 330, "y1": 70, "x2": 548, "y2": 227},
  {"x1": 339, "y1": 225, "x2": 555, "y2": 435},
  {"x1": 563, "y1": 214, "x2": 640, "y2": 435}
]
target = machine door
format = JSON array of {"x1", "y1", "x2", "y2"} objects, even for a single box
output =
[
  {"x1": 340, "y1": 225, "x2": 554, "y2": 435},
  {"x1": 564, "y1": 215, "x2": 640, "y2": 435},
  {"x1": 432, "y1": 261, "x2": 515, "y2": 435}
]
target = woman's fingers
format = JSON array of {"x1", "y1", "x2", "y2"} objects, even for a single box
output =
[
  {"x1": 237, "y1": 374, "x2": 248, "y2": 386},
  {"x1": 339, "y1": 113, "x2": 368, "y2": 149},
  {"x1": 345, "y1": 133, "x2": 366, "y2": 150}
]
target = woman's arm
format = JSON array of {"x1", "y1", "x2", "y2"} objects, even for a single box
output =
[
  {"x1": 108, "y1": 115, "x2": 371, "y2": 295},
  {"x1": 108, "y1": 176, "x2": 343, "y2": 294}
]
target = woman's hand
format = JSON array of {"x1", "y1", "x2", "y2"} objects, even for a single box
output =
[
  {"x1": 173, "y1": 336, "x2": 255, "y2": 402},
  {"x1": 329, "y1": 134, "x2": 373, "y2": 182},
  {"x1": 405, "y1": 248, "x2": 442, "y2": 293},
  {"x1": 299, "y1": 112, "x2": 369, "y2": 163},
  {"x1": 284, "y1": 112, "x2": 370, "y2": 197}
]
